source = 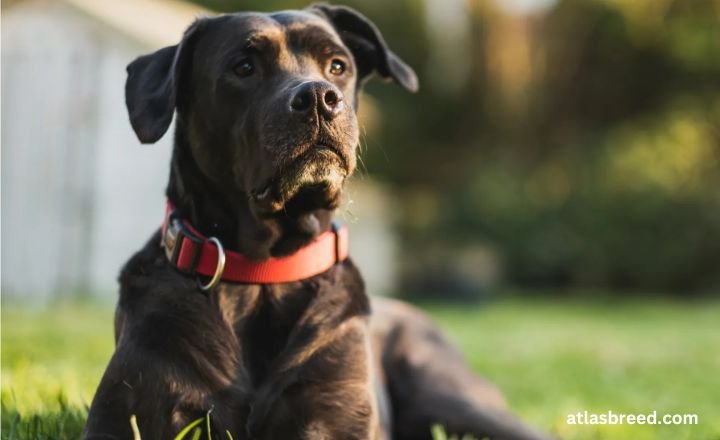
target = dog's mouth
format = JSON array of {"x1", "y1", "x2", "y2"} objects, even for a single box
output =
[{"x1": 251, "y1": 145, "x2": 348, "y2": 214}]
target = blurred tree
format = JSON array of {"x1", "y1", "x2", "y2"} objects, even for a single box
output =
[{"x1": 446, "y1": 0, "x2": 720, "y2": 293}]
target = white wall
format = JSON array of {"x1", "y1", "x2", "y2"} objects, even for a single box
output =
[
  {"x1": 2, "y1": 1, "x2": 173, "y2": 300},
  {"x1": 1, "y1": 0, "x2": 396, "y2": 301}
]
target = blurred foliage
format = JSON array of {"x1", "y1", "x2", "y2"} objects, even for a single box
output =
[{"x1": 191, "y1": 0, "x2": 720, "y2": 295}]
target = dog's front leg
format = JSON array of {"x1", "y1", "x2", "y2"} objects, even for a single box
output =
[
  {"x1": 83, "y1": 349, "x2": 185, "y2": 438},
  {"x1": 83, "y1": 311, "x2": 246, "y2": 439},
  {"x1": 247, "y1": 318, "x2": 380, "y2": 440}
]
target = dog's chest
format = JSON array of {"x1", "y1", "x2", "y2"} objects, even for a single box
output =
[
  {"x1": 215, "y1": 282, "x2": 317, "y2": 386},
  {"x1": 208, "y1": 276, "x2": 378, "y2": 439}
]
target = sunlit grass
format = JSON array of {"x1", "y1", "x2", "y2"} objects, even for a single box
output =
[
  {"x1": 424, "y1": 295, "x2": 720, "y2": 440},
  {"x1": 431, "y1": 424, "x2": 478, "y2": 440},
  {"x1": 2, "y1": 296, "x2": 720, "y2": 439},
  {"x1": 1, "y1": 303, "x2": 114, "y2": 415}
]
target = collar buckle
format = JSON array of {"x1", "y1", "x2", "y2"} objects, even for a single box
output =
[{"x1": 163, "y1": 211, "x2": 204, "y2": 274}]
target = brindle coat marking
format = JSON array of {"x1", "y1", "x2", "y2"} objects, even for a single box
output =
[{"x1": 83, "y1": 5, "x2": 550, "y2": 440}]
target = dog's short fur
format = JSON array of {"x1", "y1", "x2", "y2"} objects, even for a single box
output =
[{"x1": 83, "y1": 5, "x2": 549, "y2": 440}]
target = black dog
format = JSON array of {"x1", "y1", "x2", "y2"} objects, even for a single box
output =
[{"x1": 83, "y1": 5, "x2": 550, "y2": 440}]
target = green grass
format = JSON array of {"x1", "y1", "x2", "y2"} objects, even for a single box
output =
[
  {"x1": 1, "y1": 303, "x2": 114, "y2": 439},
  {"x1": 2, "y1": 296, "x2": 720, "y2": 439},
  {"x1": 424, "y1": 296, "x2": 720, "y2": 440}
]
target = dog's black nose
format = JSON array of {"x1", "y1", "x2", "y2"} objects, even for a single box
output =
[{"x1": 289, "y1": 81, "x2": 344, "y2": 120}]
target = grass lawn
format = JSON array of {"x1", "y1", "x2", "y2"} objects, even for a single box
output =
[{"x1": 2, "y1": 296, "x2": 719, "y2": 439}]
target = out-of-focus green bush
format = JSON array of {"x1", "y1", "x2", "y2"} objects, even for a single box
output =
[{"x1": 192, "y1": 0, "x2": 720, "y2": 295}]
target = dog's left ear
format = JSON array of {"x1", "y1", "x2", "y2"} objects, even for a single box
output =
[
  {"x1": 125, "y1": 18, "x2": 207, "y2": 144},
  {"x1": 310, "y1": 4, "x2": 419, "y2": 93}
]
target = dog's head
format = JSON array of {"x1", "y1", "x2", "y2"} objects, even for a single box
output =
[{"x1": 125, "y1": 5, "x2": 416, "y2": 243}]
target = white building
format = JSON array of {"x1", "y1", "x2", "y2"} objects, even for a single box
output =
[{"x1": 2, "y1": 0, "x2": 396, "y2": 301}]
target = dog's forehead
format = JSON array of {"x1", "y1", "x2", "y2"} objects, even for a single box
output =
[
  {"x1": 206, "y1": 11, "x2": 342, "y2": 49},
  {"x1": 269, "y1": 10, "x2": 334, "y2": 32}
]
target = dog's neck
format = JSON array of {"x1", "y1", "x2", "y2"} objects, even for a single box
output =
[{"x1": 165, "y1": 125, "x2": 335, "y2": 261}]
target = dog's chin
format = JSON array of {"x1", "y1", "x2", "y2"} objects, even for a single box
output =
[{"x1": 252, "y1": 148, "x2": 347, "y2": 215}]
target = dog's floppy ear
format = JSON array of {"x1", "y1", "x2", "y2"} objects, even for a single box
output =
[
  {"x1": 311, "y1": 4, "x2": 419, "y2": 93},
  {"x1": 125, "y1": 19, "x2": 206, "y2": 144}
]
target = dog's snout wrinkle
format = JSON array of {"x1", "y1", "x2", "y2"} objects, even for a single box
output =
[{"x1": 289, "y1": 81, "x2": 344, "y2": 121}]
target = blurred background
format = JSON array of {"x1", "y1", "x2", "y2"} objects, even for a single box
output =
[
  {"x1": 3, "y1": 0, "x2": 720, "y2": 301},
  {"x1": 2, "y1": 0, "x2": 720, "y2": 439}
]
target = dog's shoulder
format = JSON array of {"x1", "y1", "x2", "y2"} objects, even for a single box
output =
[
  {"x1": 115, "y1": 230, "x2": 213, "y2": 338},
  {"x1": 117, "y1": 230, "x2": 189, "y2": 302},
  {"x1": 114, "y1": 231, "x2": 243, "y2": 384},
  {"x1": 118, "y1": 229, "x2": 164, "y2": 278}
]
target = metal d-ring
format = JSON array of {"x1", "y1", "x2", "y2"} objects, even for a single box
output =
[{"x1": 198, "y1": 237, "x2": 226, "y2": 291}]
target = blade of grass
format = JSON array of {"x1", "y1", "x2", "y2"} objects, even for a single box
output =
[
  {"x1": 432, "y1": 424, "x2": 448, "y2": 440},
  {"x1": 206, "y1": 407, "x2": 214, "y2": 440},
  {"x1": 130, "y1": 414, "x2": 141, "y2": 440},
  {"x1": 174, "y1": 417, "x2": 204, "y2": 440}
]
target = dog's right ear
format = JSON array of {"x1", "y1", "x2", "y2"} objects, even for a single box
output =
[
  {"x1": 125, "y1": 19, "x2": 206, "y2": 144},
  {"x1": 310, "y1": 4, "x2": 418, "y2": 93}
]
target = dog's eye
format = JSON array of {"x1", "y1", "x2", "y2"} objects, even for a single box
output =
[
  {"x1": 329, "y1": 59, "x2": 346, "y2": 76},
  {"x1": 233, "y1": 59, "x2": 255, "y2": 77}
]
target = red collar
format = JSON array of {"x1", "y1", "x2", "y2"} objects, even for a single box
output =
[{"x1": 161, "y1": 201, "x2": 349, "y2": 287}]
